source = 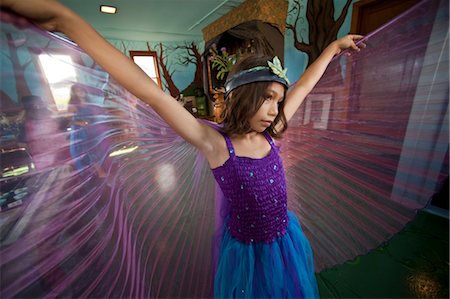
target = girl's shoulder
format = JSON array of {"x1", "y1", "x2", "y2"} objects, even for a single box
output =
[{"x1": 200, "y1": 119, "x2": 224, "y2": 133}]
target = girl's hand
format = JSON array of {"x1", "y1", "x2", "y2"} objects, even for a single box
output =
[
  {"x1": 0, "y1": 0, "x2": 71, "y2": 32},
  {"x1": 332, "y1": 34, "x2": 366, "y2": 55}
]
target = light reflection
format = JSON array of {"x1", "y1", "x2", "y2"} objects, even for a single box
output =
[
  {"x1": 156, "y1": 164, "x2": 176, "y2": 193},
  {"x1": 407, "y1": 272, "x2": 442, "y2": 298},
  {"x1": 109, "y1": 145, "x2": 138, "y2": 157},
  {"x1": 2, "y1": 165, "x2": 31, "y2": 178}
]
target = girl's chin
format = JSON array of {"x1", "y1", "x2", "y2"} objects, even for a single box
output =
[{"x1": 249, "y1": 127, "x2": 267, "y2": 133}]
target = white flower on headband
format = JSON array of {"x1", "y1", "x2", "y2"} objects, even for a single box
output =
[{"x1": 268, "y1": 56, "x2": 290, "y2": 85}]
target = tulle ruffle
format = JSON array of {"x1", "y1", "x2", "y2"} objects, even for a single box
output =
[{"x1": 214, "y1": 211, "x2": 319, "y2": 298}]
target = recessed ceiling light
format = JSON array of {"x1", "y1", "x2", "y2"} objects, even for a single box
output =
[{"x1": 100, "y1": 5, "x2": 117, "y2": 14}]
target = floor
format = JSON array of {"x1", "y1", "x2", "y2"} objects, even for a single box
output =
[{"x1": 317, "y1": 209, "x2": 449, "y2": 299}]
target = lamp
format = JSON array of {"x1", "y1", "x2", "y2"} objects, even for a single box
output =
[{"x1": 100, "y1": 5, "x2": 117, "y2": 14}]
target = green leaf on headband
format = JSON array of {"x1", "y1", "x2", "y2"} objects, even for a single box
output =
[{"x1": 268, "y1": 56, "x2": 290, "y2": 85}]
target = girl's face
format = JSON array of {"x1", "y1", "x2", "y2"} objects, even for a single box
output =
[
  {"x1": 248, "y1": 82, "x2": 285, "y2": 132},
  {"x1": 73, "y1": 87, "x2": 87, "y2": 100}
]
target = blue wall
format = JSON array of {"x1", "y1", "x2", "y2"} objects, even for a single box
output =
[
  {"x1": 107, "y1": 38, "x2": 203, "y2": 95},
  {"x1": 105, "y1": 0, "x2": 357, "y2": 96},
  {"x1": 284, "y1": 0, "x2": 357, "y2": 83}
]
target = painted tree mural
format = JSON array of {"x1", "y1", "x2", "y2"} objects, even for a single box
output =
[
  {"x1": 286, "y1": 0, "x2": 352, "y2": 66},
  {"x1": 149, "y1": 42, "x2": 180, "y2": 98},
  {"x1": 3, "y1": 33, "x2": 34, "y2": 102},
  {"x1": 176, "y1": 41, "x2": 203, "y2": 94}
]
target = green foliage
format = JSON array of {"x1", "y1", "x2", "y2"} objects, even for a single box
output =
[{"x1": 209, "y1": 45, "x2": 237, "y2": 80}]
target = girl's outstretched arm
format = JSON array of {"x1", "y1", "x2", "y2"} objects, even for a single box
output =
[
  {"x1": 282, "y1": 35, "x2": 364, "y2": 124},
  {"x1": 0, "y1": 0, "x2": 221, "y2": 156}
]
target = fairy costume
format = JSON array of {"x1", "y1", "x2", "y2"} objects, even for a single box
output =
[
  {"x1": 70, "y1": 104, "x2": 105, "y2": 171},
  {"x1": 212, "y1": 131, "x2": 318, "y2": 298},
  {"x1": 70, "y1": 105, "x2": 92, "y2": 170},
  {"x1": 210, "y1": 57, "x2": 318, "y2": 298},
  {"x1": 1, "y1": 1, "x2": 448, "y2": 297}
]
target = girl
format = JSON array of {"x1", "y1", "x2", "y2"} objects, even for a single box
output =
[
  {"x1": 68, "y1": 84, "x2": 90, "y2": 171},
  {"x1": 0, "y1": 0, "x2": 363, "y2": 297},
  {"x1": 68, "y1": 84, "x2": 106, "y2": 177}
]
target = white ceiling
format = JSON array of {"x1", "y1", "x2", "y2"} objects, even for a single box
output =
[{"x1": 59, "y1": 0, "x2": 247, "y2": 42}]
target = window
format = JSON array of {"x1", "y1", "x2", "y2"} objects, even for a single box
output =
[
  {"x1": 38, "y1": 54, "x2": 77, "y2": 111},
  {"x1": 129, "y1": 50, "x2": 162, "y2": 88}
]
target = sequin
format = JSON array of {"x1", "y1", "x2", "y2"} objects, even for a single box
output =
[
  {"x1": 249, "y1": 171, "x2": 254, "y2": 177},
  {"x1": 229, "y1": 149, "x2": 234, "y2": 154},
  {"x1": 250, "y1": 224, "x2": 255, "y2": 228},
  {"x1": 269, "y1": 178, "x2": 274, "y2": 184},
  {"x1": 220, "y1": 176, "x2": 224, "y2": 181},
  {"x1": 240, "y1": 184, "x2": 244, "y2": 189},
  {"x1": 273, "y1": 164, "x2": 278, "y2": 170}
]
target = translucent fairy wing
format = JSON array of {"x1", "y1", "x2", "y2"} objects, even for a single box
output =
[
  {"x1": 279, "y1": 0, "x2": 448, "y2": 271},
  {"x1": 0, "y1": 15, "x2": 217, "y2": 298}
]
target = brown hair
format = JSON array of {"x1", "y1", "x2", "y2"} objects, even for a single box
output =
[
  {"x1": 69, "y1": 83, "x2": 88, "y2": 106},
  {"x1": 220, "y1": 55, "x2": 288, "y2": 138}
]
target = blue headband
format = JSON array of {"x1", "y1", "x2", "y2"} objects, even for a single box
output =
[{"x1": 224, "y1": 56, "x2": 290, "y2": 94}]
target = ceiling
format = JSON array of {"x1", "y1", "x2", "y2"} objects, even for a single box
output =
[{"x1": 59, "y1": 0, "x2": 247, "y2": 42}]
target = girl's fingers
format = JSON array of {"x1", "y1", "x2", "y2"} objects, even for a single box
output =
[
  {"x1": 352, "y1": 34, "x2": 367, "y2": 47},
  {"x1": 348, "y1": 34, "x2": 366, "y2": 51},
  {"x1": 351, "y1": 42, "x2": 360, "y2": 51},
  {"x1": 350, "y1": 34, "x2": 364, "y2": 40},
  {"x1": 0, "y1": 9, "x2": 28, "y2": 27}
]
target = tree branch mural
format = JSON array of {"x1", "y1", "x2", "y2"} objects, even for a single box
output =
[
  {"x1": 176, "y1": 41, "x2": 203, "y2": 93},
  {"x1": 5, "y1": 33, "x2": 33, "y2": 100},
  {"x1": 286, "y1": 0, "x2": 352, "y2": 66},
  {"x1": 149, "y1": 42, "x2": 180, "y2": 98}
]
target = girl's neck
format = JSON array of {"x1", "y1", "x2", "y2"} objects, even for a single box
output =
[
  {"x1": 230, "y1": 130, "x2": 271, "y2": 160},
  {"x1": 232, "y1": 130, "x2": 261, "y2": 141}
]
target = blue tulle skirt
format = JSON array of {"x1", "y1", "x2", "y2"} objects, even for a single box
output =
[{"x1": 214, "y1": 211, "x2": 319, "y2": 298}]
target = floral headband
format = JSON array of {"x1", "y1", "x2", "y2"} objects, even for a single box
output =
[{"x1": 224, "y1": 56, "x2": 290, "y2": 94}]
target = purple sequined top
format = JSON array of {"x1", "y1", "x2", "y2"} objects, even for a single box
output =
[{"x1": 212, "y1": 132, "x2": 288, "y2": 244}]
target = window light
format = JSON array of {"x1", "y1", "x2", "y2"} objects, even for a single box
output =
[
  {"x1": 38, "y1": 54, "x2": 77, "y2": 111},
  {"x1": 100, "y1": 5, "x2": 117, "y2": 14}
]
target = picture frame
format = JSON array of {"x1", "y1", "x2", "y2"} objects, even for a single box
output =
[{"x1": 303, "y1": 93, "x2": 332, "y2": 130}]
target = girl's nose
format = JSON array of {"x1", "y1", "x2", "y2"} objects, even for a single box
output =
[{"x1": 269, "y1": 102, "x2": 278, "y2": 116}]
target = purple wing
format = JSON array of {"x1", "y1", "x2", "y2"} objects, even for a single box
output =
[{"x1": 0, "y1": 0, "x2": 448, "y2": 297}]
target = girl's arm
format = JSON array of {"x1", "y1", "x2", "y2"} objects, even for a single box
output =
[
  {"x1": 0, "y1": 0, "x2": 221, "y2": 156},
  {"x1": 281, "y1": 35, "x2": 364, "y2": 124}
]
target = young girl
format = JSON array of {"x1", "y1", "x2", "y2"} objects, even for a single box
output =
[
  {"x1": 68, "y1": 84, "x2": 107, "y2": 177},
  {"x1": 1, "y1": 0, "x2": 363, "y2": 297},
  {"x1": 68, "y1": 84, "x2": 91, "y2": 170}
]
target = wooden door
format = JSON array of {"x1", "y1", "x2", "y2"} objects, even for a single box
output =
[{"x1": 350, "y1": 0, "x2": 421, "y2": 35}]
